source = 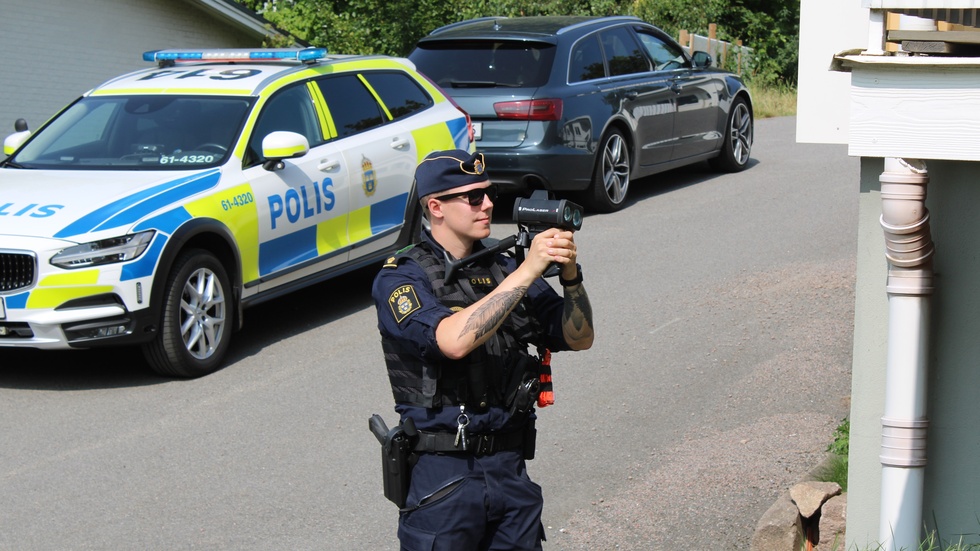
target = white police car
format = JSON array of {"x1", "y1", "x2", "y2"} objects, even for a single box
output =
[{"x1": 0, "y1": 47, "x2": 472, "y2": 377}]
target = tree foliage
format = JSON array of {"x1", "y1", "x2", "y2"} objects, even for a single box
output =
[
  {"x1": 237, "y1": 0, "x2": 799, "y2": 86},
  {"x1": 633, "y1": 0, "x2": 799, "y2": 86}
]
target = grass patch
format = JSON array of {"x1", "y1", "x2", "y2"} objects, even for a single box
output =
[
  {"x1": 917, "y1": 515, "x2": 980, "y2": 551},
  {"x1": 817, "y1": 454, "x2": 848, "y2": 492},
  {"x1": 918, "y1": 532, "x2": 980, "y2": 551},
  {"x1": 749, "y1": 82, "x2": 797, "y2": 119},
  {"x1": 815, "y1": 417, "x2": 849, "y2": 491}
]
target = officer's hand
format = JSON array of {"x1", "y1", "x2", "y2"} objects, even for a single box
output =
[{"x1": 524, "y1": 228, "x2": 577, "y2": 278}]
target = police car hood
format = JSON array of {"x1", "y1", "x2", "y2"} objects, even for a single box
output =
[{"x1": 0, "y1": 167, "x2": 221, "y2": 241}]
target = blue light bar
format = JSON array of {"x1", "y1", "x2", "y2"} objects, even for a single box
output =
[{"x1": 142, "y1": 48, "x2": 328, "y2": 64}]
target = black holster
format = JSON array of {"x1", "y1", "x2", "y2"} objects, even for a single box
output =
[
  {"x1": 369, "y1": 414, "x2": 417, "y2": 508},
  {"x1": 523, "y1": 416, "x2": 537, "y2": 460}
]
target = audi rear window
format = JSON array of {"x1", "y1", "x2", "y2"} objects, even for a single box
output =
[{"x1": 410, "y1": 41, "x2": 556, "y2": 89}]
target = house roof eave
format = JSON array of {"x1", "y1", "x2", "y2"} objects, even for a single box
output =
[
  {"x1": 188, "y1": 0, "x2": 304, "y2": 46},
  {"x1": 833, "y1": 49, "x2": 980, "y2": 72}
]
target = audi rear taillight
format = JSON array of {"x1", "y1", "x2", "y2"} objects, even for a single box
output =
[{"x1": 494, "y1": 99, "x2": 563, "y2": 121}]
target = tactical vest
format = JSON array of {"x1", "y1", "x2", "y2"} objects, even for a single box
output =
[{"x1": 382, "y1": 240, "x2": 541, "y2": 411}]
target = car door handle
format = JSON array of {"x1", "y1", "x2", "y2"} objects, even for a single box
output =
[
  {"x1": 624, "y1": 91, "x2": 638, "y2": 100},
  {"x1": 318, "y1": 158, "x2": 340, "y2": 172},
  {"x1": 390, "y1": 136, "x2": 409, "y2": 149}
]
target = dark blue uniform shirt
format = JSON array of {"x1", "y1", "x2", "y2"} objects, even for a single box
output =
[{"x1": 373, "y1": 229, "x2": 570, "y2": 434}]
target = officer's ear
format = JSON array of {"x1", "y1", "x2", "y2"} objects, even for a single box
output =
[
  {"x1": 425, "y1": 195, "x2": 446, "y2": 221},
  {"x1": 419, "y1": 195, "x2": 433, "y2": 221}
]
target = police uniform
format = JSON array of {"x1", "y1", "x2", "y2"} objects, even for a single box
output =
[{"x1": 371, "y1": 151, "x2": 576, "y2": 551}]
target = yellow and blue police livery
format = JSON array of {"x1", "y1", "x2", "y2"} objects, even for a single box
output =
[{"x1": 0, "y1": 47, "x2": 473, "y2": 377}]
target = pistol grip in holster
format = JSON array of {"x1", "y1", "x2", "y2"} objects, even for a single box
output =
[{"x1": 370, "y1": 414, "x2": 417, "y2": 508}]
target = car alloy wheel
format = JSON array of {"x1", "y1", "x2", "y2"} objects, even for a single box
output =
[
  {"x1": 143, "y1": 249, "x2": 232, "y2": 378},
  {"x1": 729, "y1": 100, "x2": 752, "y2": 166},
  {"x1": 711, "y1": 97, "x2": 753, "y2": 172},
  {"x1": 589, "y1": 129, "x2": 630, "y2": 213}
]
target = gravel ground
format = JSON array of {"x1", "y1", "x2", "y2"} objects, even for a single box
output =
[{"x1": 545, "y1": 258, "x2": 855, "y2": 550}]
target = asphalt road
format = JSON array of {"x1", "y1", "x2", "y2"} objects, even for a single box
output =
[{"x1": 0, "y1": 116, "x2": 857, "y2": 550}]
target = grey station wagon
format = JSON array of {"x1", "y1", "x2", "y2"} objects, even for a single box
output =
[{"x1": 409, "y1": 15, "x2": 754, "y2": 212}]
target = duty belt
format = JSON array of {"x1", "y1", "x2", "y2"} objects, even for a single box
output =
[{"x1": 414, "y1": 428, "x2": 525, "y2": 456}]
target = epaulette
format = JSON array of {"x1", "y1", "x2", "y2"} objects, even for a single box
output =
[{"x1": 382, "y1": 244, "x2": 418, "y2": 269}]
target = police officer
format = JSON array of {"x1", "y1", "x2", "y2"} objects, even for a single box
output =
[{"x1": 372, "y1": 149, "x2": 594, "y2": 550}]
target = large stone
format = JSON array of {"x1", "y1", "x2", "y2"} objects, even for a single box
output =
[
  {"x1": 751, "y1": 492, "x2": 804, "y2": 551},
  {"x1": 791, "y1": 481, "x2": 842, "y2": 518},
  {"x1": 818, "y1": 493, "x2": 847, "y2": 548}
]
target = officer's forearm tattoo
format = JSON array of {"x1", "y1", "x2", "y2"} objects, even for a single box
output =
[
  {"x1": 563, "y1": 285, "x2": 593, "y2": 332},
  {"x1": 461, "y1": 286, "x2": 528, "y2": 339}
]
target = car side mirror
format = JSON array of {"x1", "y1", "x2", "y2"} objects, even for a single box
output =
[
  {"x1": 4, "y1": 131, "x2": 31, "y2": 156},
  {"x1": 692, "y1": 51, "x2": 713, "y2": 68},
  {"x1": 261, "y1": 131, "x2": 309, "y2": 171}
]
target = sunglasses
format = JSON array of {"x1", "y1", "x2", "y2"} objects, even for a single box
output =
[{"x1": 436, "y1": 184, "x2": 498, "y2": 206}]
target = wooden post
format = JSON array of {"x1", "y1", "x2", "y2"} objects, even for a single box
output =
[
  {"x1": 679, "y1": 29, "x2": 690, "y2": 54},
  {"x1": 708, "y1": 23, "x2": 717, "y2": 60},
  {"x1": 736, "y1": 39, "x2": 743, "y2": 75},
  {"x1": 885, "y1": 11, "x2": 900, "y2": 52}
]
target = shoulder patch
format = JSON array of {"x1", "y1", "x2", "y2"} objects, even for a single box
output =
[
  {"x1": 388, "y1": 285, "x2": 422, "y2": 323},
  {"x1": 383, "y1": 256, "x2": 398, "y2": 269}
]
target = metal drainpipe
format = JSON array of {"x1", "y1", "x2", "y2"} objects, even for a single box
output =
[{"x1": 877, "y1": 157, "x2": 934, "y2": 551}]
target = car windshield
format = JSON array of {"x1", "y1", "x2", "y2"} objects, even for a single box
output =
[
  {"x1": 411, "y1": 41, "x2": 555, "y2": 89},
  {"x1": 9, "y1": 95, "x2": 252, "y2": 170}
]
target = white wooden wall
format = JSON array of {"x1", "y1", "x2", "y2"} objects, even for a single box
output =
[
  {"x1": 796, "y1": 0, "x2": 870, "y2": 144},
  {"x1": 0, "y1": 0, "x2": 258, "y2": 138}
]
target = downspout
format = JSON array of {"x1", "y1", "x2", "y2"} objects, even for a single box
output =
[{"x1": 877, "y1": 157, "x2": 933, "y2": 551}]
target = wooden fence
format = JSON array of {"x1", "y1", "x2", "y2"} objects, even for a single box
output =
[
  {"x1": 884, "y1": 11, "x2": 980, "y2": 52},
  {"x1": 678, "y1": 24, "x2": 753, "y2": 75}
]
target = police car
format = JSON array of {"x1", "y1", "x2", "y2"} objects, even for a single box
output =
[{"x1": 0, "y1": 47, "x2": 472, "y2": 377}]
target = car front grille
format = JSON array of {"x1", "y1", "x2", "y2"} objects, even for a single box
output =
[{"x1": 0, "y1": 252, "x2": 37, "y2": 292}]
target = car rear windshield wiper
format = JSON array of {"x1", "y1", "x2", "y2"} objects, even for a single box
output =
[{"x1": 449, "y1": 80, "x2": 522, "y2": 88}]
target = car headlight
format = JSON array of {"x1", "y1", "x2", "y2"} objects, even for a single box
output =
[{"x1": 50, "y1": 231, "x2": 155, "y2": 269}]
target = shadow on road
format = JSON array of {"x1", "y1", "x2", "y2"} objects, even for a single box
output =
[
  {"x1": 624, "y1": 158, "x2": 762, "y2": 208},
  {"x1": 0, "y1": 346, "x2": 161, "y2": 390},
  {"x1": 497, "y1": 158, "x2": 762, "y2": 223},
  {"x1": 222, "y1": 263, "x2": 377, "y2": 363},
  {"x1": 0, "y1": 264, "x2": 379, "y2": 390}
]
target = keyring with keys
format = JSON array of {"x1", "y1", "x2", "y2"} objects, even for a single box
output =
[{"x1": 455, "y1": 405, "x2": 471, "y2": 450}]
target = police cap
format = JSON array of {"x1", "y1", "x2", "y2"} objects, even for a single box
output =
[{"x1": 415, "y1": 150, "x2": 487, "y2": 198}]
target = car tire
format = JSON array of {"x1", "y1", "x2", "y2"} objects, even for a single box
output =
[
  {"x1": 587, "y1": 129, "x2": 630, "y2": 213},
  {"x1": 709, "y1": 96, "x2": 753, "y2": 172},
  {"x1": 143, "y1": 249, "x2": 232, "y2": 378}
]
